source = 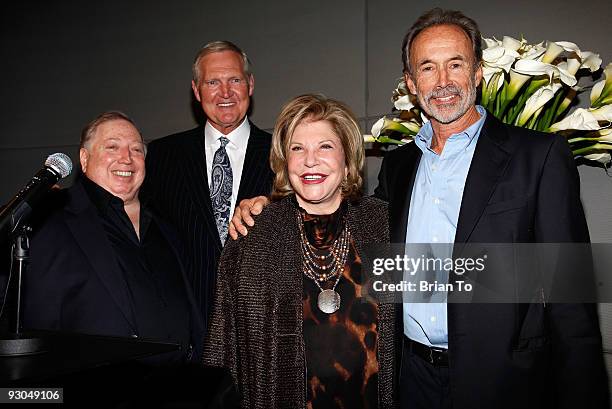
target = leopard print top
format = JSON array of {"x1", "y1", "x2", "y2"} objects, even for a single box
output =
[{"x1": 301, "y1": 204, "x2": 379, "y2": 409}]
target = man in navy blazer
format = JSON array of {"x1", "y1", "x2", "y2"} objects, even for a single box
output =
[
  {"x1": 23, "y1": 111, "x2": 203, "y2": 365},
  {"x1": 141, "y1": 41, "x2": 273, "y2": 332},
  {"x1": 373, "y1": 8, "x2": 608, "y2": 409}
]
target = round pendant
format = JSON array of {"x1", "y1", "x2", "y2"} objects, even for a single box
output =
[{"x1": 318, "y1": 289, "x2": 341, "y2": 314}]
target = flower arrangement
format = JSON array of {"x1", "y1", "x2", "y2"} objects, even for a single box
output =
[{"x1": 367, "y1": 36, "x2": 612, "y2": 169}]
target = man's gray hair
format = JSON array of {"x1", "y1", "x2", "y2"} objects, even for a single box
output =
[
  {"x1": 401, "y1": 8, "x2": 482, "y2": 75},
  {"x1": 80, "y1": 111, "x2": 145, "y2": 153},
  {"x1": 192, "y1": 40, "x2": 252, "y2": 84}
]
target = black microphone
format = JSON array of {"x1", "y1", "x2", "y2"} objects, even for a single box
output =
[{"x1": 0, "y1": 153, "x2": 73, "y2": 238}]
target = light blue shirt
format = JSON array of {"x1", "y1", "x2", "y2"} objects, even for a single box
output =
[{"x1": 404, "y1": 106, "x2": 487, "y2": 348}]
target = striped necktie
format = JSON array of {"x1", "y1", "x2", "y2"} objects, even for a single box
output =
[{"x1": 210, "y1": 136, "x2": 233, "y2": 243}]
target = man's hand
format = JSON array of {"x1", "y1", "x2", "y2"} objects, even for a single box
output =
[{"x1": 228, "y1": 196, "x2": 270, "y2": 239}]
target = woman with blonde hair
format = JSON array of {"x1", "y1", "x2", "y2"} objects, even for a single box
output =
[{"x1": 204, "y1": 94, "x2": 397, "y2": 408}]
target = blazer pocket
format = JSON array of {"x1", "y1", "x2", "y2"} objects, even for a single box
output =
[
  {"x1": 512, "y1": 335, "x2": 551, "y2": 370},
  {"x1": 513, "y1": 334, "x2": 550, "y2": 352},
  {"x1": 483, "y1": 196, "x2": 527, "y2": 215}
]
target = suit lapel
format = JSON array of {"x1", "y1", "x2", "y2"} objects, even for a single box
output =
[
  {"x1": 390, "y1": 146, "x2": 420, "y2": 350},
  {"x1": 64, "y1": 182, "x2": 137, "y2": 329},
  {"x1": 390, "y1": 147, "x2": 422, "y2": 244},
  {"x1": 237, "y1": 124, "x2": 271, "y2": 200},
  {"x1": 454, "y1": 114, "x2": 514, "y2": 244},
  {"x1": 180, "y1": 124, "x2": 271, "y2": 250},
  {"x1": 182, "y1": 128, "x2": 222, "y2": 249}
]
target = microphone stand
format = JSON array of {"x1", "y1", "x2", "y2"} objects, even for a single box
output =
[{"x1": 0, "y1": 224, "x2": 47, "y2": 355}]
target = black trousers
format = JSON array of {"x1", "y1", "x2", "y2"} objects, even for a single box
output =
[{"x1": 400, "y1": 337, "x2": 452, "y2": 409}]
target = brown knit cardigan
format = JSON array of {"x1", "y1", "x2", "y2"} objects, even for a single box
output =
[{"x1": 203, "y1": 195, "x2": 398, "y2": 408}]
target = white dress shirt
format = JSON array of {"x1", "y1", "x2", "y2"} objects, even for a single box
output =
[{"x1": 204, "y1": 117, "x2": 251, "y2": 218}]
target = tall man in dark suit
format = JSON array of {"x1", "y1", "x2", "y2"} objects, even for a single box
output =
[
  {"x1": 373, "y1": 8, "x2": 608, "y2": 409},
  {"x1": 229, "y1": 8, "x2": 608, "y2": 409},
  {"x1": 23, "y1": 111, "x2": 203, "y2": 365},
  {"x1": 141, "y1": 41, "x2": 274, "y2": 331}
]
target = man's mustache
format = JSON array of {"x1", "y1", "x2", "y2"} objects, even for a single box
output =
[{"x1": 427, "y1": 85, "x2": 463, "y2": 100}]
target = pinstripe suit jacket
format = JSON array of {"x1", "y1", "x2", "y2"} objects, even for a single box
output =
[{"x1": 141, "y1": 123, "x2": 274, "y2": 333}]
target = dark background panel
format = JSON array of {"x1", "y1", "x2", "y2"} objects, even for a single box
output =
[{"x1": 0, "y1": 0, "x2": 610, "y2": 392}]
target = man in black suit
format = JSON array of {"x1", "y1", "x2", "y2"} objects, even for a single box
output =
[
  {"x1": 230, "y1": 8, "x2": 608, "y2": 409},
  {"x1": 141, "y1": 41, "x2": 273, "y2": 331},
  {"x1": 373, "y1": 8, "x2": 607, "y2": 409},
  {"x1": 23, "y1": 111, "x2": 203, "y2": 365}
]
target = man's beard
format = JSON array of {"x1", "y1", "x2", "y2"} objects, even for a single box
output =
[{"x1": 417, "y1": 77, "x2": 478, "y2": 124}]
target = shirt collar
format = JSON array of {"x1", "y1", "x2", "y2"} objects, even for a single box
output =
[
  {"x1": 204, "y1": 116, "x2": 251, "y2": 150},
  {"x1": 80, "y1": 175, "x2": 124, "y2": 214},
  {"x1": 414, "y1": 105, "x2": 487, "y2": 153}
]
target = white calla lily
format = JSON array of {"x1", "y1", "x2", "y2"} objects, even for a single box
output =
[
  {"x1": 557, "y1": 50, "x2": 601, "y2": 75},
  {"x1": 556, "y1": 65, "x2": 577, "y2": 86},
  {"x1": 596, "y1": 128, "x2": 612, "y2": 142},
  {"x1": 583, "y1": 152, "x2": 612, "y2": 164},
  {"x1": 483, "y1": 44, "x2": 505, "y2": 60},
  {"x1": 590, "y1": 80, "x2": 606, "y2": 105},
  {"x1": 506, "y1": 69, "x2": 532, "y2": 99},
  {"x1": 482, "y1": 45, "x2": 517, "y2": 94},
  {"x1": 520, "y1": 42, "x2": 546, "y2": 60},
  {"x1": 555, "y1": 87, "x2": 580, "y2": 117},
  {"x1": 371, "y1": 116, "x2": 417, "y2": 138},
  {"x1": 604, "y1": 63, "x2": 612, "y2": 83},
  {"x1": 482, "y1": 37, "x2": 501, "y2": 51},
  {"x1": 558, "y1": 59, "x2": 581, "y2": 76},
  {"x1": 400, "y1": 120, "x2": 422, "y2": 134},
  {"x1": 580, "y1": 51, "x2": 602, "y2": 72},
  {"x1": 517, "y1": 83, "x2": 562, "y2": 126},
  {"x1": 513, "y1": 59, "x2": 577, "y2": 86},
  {"x1": 482, "y1": 37, "x2": 500, "y2": 49},
  {"x1": 482, "y1": 36, "x2": 522, "y2": 88},
  {"x1": 573, "y1": 142, "x2": 612, "y2": 159},
  {"x1": 549, "y1": 108, "x2": 600, "y2": 131},
  {"x1": 591, "y1": 63, "x2": 612, "y2": 106},
  {"x1": 363, "y1": 135, "x2": 376, "y2": 143},
  {"x1": 483, "y1": 44, "x2": 519, "y2": 72},
  {"x1": 394, "y1": 80, "x2": 409, "y2": 95},
  {"x1": 541, "y1": 41, "x2": 565, "y2": 64},
  {"x1": 578, "y1": 128, "x2": 612, "y2": 140},
  {"x1": 371, "y1": 117, "x2": 385, "y2": 137},
  {"x1": 591, "y1": 105, "x2": 612, "y2": 122},
  {"x1": 483, "y1": 66, "x2": 505, "y2": 92},
  {"x1": 502, "y1": 36, "x2": 522, "y2": 51},
  {"x1": 393, "y1": 95, "x2": 414, "y2": 111},
  {"x1": 567, "y1": 128, "x2": 612, "y2": 144},
  {"x1": 553, "y1": 41, "x2": 582, "y2": 58}
]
